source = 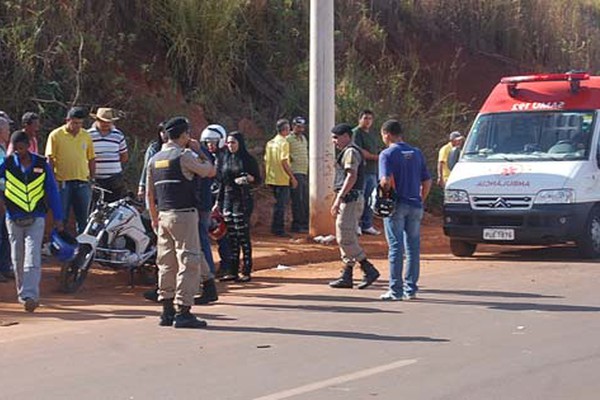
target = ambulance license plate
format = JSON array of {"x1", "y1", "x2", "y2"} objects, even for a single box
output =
[{"x1": 483, "y1": 228, "x2": 514, "y2": 241}]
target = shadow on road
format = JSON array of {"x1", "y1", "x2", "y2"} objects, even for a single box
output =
[
  {"x1": 423, "y1": 288, "x2": 563, "y2": 299},
  {"x1": 421, "y1": 244, "x2": 600, "y2": 263},
  {"x1": 206, "y1": 325, "x2": 449, "y2": 343},
  {"x1": 422, "y1": 297, "x2": 600, "y2": 312},
  {"x1": 216, "y1": 302, "x2": 401, "y2": 314}
]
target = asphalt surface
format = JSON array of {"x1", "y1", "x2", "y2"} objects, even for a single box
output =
[{"x1": 2, "y1": 245, "x2": 600, "y2": 400}]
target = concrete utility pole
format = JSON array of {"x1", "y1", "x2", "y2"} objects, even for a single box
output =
[{"x1": 309, "y1": 0, "x2": 336, "y2": 236}]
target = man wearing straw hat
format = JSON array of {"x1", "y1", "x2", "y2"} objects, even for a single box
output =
[{"x1": 88, "y1": 107, "x2": 129, "y2": 203}]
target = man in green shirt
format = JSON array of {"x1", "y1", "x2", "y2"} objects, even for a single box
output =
[
  {"x1": 353, "y1": 109, "x2": 383, "y2": 235},
  {"x1": 287, "y1": 116, "x2": 309, "y2": 233}
]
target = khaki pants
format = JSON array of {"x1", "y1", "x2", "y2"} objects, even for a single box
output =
[
  {"x1": 335, "y1": 197, "x2": 366, "y2": 266},
  {"x1": 156, "y1": 209, "x2": 209, "y2": 306}
]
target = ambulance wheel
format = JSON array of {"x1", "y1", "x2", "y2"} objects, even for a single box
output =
[
  {"x1": 577, "y1": 207, "x2": 600, "y2": 259},
  {"x1": 450, "y1": 239, "x2": 476, "y2": 257}
]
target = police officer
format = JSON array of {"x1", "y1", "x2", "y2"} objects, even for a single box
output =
[
  {"x1": 146, "y1": 116, "x2": 216, "y2": 329},
  {"x1": 328, "y1": 123, "x2": 380, "y2": 289}
]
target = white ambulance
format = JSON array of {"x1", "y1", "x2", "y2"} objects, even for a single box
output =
[{"x1": 443, "y1": 72, "x2": 600, "y2": 258}]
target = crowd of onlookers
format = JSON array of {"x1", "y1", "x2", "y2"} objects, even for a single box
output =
[{"x1": 0, "y1": 105, "x2": 439, "y2": 318}]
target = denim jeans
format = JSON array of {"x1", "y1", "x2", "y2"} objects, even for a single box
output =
[
  {"x1": 291, "y1": 173, "x2": 309, "y2": 231},
  {"x1": 59, "y1": 180, "x2": 92, "y2": 234},
  {"x1": 6, "y1": 217, "x2": 45, "y2": 301},
  {"x1": 270, "y1": 185, "x2": 290, "y2": 235},
  {"x1": 383, "y1": 203, "x2": 424, "y2": 296},
  {"x1": 198, "y1": 210, "x2": 216, "y2": 276},
  {"x1": 0, "y1": 211, "x2": 12, "y2": 273},
  {"x1": 360, "y1": 173, "x2": 378, "y2": 230}
]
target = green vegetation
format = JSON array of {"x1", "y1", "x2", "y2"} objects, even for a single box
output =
[{"x1": 1, "y1": 0, "x2": 599, "y2": 208}]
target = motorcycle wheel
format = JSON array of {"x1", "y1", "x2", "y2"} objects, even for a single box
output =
[{"x1": 59, "y1": 243, "x2": 94, "y2": 293}]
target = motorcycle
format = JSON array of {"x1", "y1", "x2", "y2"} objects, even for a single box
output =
[{"x1": 59, "y1": 186, "x2": 157, "y2": 293}]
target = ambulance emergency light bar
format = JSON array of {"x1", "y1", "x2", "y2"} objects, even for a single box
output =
[{"x1": 501, "y1": 72, "x2": 590, "y2": 97}]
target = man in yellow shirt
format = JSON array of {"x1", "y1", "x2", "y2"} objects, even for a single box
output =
[
  {"x1": 264, "y1": 119, "x2": 297, "y2": 237},
  {"x1": 437, "y1": 131, "x2": 463, "y2": 188},
  {"x1": 45, "y1": 107, "x2": 96, "y2": 234}
]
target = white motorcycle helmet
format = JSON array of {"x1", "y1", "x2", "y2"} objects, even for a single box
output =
[{"x1": 200, "y1": 124, "x2": 227, "y2": 149}]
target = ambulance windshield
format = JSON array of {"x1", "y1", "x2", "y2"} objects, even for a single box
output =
[{"x1": 462, "y1": 111, "x2": 595, "y2": 162}]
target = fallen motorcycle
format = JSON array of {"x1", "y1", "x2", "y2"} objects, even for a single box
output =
[{"x1": 59, "y1": 186, "x2": 156, "y2": 293}]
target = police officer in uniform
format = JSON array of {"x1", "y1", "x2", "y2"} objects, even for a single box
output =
[
  {"x1": 328, "y1": 123, "x2": 380, "y2": 289},
  {"x1": 146, "y1": 117, "x2": 216, "y2": 328}
]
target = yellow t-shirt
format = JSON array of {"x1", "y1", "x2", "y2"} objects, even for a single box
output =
[
  {"x1": 437, "y1": 141, "x2": 453, "y2": 181},
  {"x1": 45, "y1": 125, "x2": 95, "y2": 181},
  {"x1": 264, "y1": 134, "x2": 290, "y2": 186}
]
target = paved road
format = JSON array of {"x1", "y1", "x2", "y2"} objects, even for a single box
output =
[{"x1": 2, "y1": 245, "x2": 600, "y2": 400}]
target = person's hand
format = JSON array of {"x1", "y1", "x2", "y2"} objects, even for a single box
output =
[
  {"x1": 290, "y1": 176, "x2": 298, "y2": 189},
  {"x1": 137, "y1": 187, "x2": 145, "y2": 201},
  {"x1": 437, "y1": 177, "x2": 445, "y2": 188},
  {"x1": 246, "y1": 174, "x2": 255, "y2": 183},
  {"x1": 330, "y1": 197, "x2": 341, "y2": 216},
  {"x1": 188, "y1": 138, "x2": 201, "y2": 153},
  {"x1": 53, "y1": 220, "x2": 64, "y2": 232},
  {"x1": 151, "y1": 218, "x2": 158, "y2": 233}
]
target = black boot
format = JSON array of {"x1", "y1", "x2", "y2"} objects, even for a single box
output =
[
  {"x1": 174, "y1": 305, "x2": 208, "y2": 329},
  {"x1": 329, "y1": 265, "x2": 353, "y2": 289},
  {"x1": 159, "y1": 298, "x2": 176, "y2": 326},
  {"x1": 143, "y1": 286, "x2": 159, "y2": 303},
  {"x1": 357, "y1": 259, "x2": 380, "y2": 289},
  {"x1": 194, "y1": 279, "x2": 219, "y2": 305}
]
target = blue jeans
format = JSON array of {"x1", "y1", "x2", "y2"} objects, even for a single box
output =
[
  {"x1": 291, "y1": 173, "x2": 309, "y2": 231},
  {"x1": 199, "y1": 210, "x2": 216, "y2": 275},
  {"x1": 383, "y1": 203, "x2": 424, "y2": 296},
  {"x1": 270, "y1": 185, "x2": 290, "y2": 235},
  {"x1": 6, "y1": 217, "x2": 45, "y2": 301},
  {"x1": 360, "y1": 173, "x2": 378, "y2": 230},
  {"x1": 0, "y1": 212, "x2": 12, "y2": 273},
  {"x1": 59, "y1": 181, "x2": 92, "y2": 234}
]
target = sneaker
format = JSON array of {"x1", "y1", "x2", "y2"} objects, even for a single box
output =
[
  {"x1": 23, "y1": 298, "x2": 39, "y2": 313},
  {"x1": 402, "y1": 293, "x2": 418, "y2": 301},
  {"x1": 356, "y1": 227, "x2": 362, "y2": 236},
  {"x1": 362, "y1": 227, "x2": 381, "y2": 235},
  {"x1": 379, "y1": 291, "x2": 402, "y2": 301}
]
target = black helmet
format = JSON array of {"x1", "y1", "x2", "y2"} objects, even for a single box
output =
[{"x1": 372, "y1": 185, "x2": 396, "y2": 218}]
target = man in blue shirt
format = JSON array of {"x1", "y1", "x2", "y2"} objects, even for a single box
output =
[
  {"x1": 378, "y1": 119, "x2": 431, "y2": 301},
  {"x1": 0, "y1": 131, "x2": 63, "y2": 312}
]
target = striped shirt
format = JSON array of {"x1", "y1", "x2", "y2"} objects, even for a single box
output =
[
  {"x1": 286, "y1": 132, "x2": 308, "y2": 175},
  {"x1": 88, "y1": 125, "x2": 128, "y2": 179}
]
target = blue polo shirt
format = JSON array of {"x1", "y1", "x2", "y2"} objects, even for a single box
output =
[{"x1": 379, "y1": 142, "x2": 431, "y2": 208}]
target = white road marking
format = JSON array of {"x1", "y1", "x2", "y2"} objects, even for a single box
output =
[{"x1": 252, "y1": 358, "x2": 417, "y2": 400}]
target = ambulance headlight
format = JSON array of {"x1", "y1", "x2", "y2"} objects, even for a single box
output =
[
  {"x1": 534, "y1": 189, "x2": 574, "y2": 204},
  {"x1": 444, "y1": 189, "x2": 469, "y2": 204}
]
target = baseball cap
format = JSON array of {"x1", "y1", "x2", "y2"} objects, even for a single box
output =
[
  {"x1": 292, "y1": 116, "x2": 306, "y2": 126},
  {"x1": 449, "y1": 131, "x2": 463, "y2": 140},
  {"x1": 0, "y1": 111, "x2": 14, "y2": 124}
]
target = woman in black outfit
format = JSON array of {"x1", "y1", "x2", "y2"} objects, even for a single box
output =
[{"x1": 217, "y1": 131, "x2": 261, "y2": 282}]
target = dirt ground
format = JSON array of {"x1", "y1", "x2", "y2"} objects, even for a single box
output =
[{"x1": 0, "y1": 214, "x2": 449, "y2": 325}]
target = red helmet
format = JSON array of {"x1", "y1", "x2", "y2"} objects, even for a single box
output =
[{"x1": 208, "y1": 209, "x2": 227, "y2": 241}]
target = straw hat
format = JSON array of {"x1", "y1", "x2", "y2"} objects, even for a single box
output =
[{"x1": 90, "y1": 107, "x2": 120, "y2": 122}]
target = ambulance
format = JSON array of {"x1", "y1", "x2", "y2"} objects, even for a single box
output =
[{"x1": 443, "y1": 72, "x2": 600, "y2": 258}]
